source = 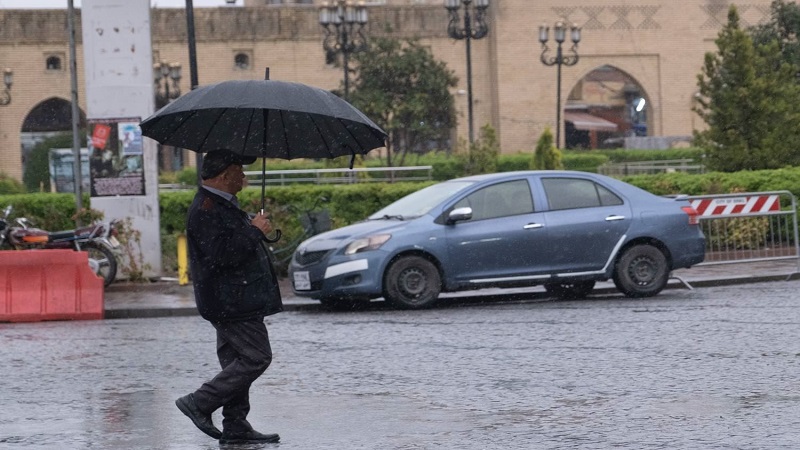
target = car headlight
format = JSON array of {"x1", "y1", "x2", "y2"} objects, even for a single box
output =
[{"x1": 344, "y1": 234, "x2": 391, "y2": 255}]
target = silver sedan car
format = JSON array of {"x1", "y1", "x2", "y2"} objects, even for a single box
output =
[{"x1": 289, "y1": 171, "x2": 705, "y2": 309}]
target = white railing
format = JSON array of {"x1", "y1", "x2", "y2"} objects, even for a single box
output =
[
  {"x1": 246, "y1": 166, "x2": 433, "y2": 186},
  {"x1": 158, "y1": 166, "x2": 433, "y2": 190},
  {"x1": 598, "y1": 159, "x2": 705, "y2": 176}
]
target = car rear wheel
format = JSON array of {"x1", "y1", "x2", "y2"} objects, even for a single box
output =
[
  {"x1": 544, "y1": 281, "x2": 596, "y2": 300},
  {"x1": 383, "y1": 256, "x2": 441, "y2": 309},
  {"x1": 613, "y1": 244, "x2": 668, "y2": 298}
]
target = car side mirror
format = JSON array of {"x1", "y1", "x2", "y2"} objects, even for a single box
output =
[{"x1": 447, "y1": 207, "x2": 473, "y2": 224}]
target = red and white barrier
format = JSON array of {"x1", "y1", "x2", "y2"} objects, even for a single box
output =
[
  {"x1": 690, "y1": 195, "x2": 780, "y2": 217},
  {"x1": 0, "y1": 250, "x2": 104, "y2": 323}
]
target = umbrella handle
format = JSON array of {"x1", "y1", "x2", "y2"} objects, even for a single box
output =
[{"x1": 265, "y1": 229, "x2": 282, "y2": 243}]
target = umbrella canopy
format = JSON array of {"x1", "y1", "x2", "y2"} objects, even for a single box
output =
[
  {"x1": 140, "y1": 77, "x2": 387, "y2": 240},
  {"x1": 139, "y1": 79, "x2": 387, "y2": 160}
]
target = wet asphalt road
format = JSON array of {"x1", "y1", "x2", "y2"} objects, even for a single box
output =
[{"x1": 3, "y1": 280, "x2": 800, "y2": 449}]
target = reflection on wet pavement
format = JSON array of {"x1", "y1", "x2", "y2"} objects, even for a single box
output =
[{"x1": 3, "y1": 280, "x2": 800, "y2": 448}]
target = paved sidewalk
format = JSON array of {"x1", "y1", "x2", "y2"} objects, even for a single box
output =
[{"x1": 103, "y1": 259, "x2": 800, "y2": 319}]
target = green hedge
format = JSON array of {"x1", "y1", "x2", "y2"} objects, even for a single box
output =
[
  {"x1": 198, "y1": 148, "x2": 699, "y2": 182},
  {"x1": 10, "y1": 161, "x2": 800, "y2": 276},
  {"x1": 622, "y1": 167, "x2": 800, "y2": 196},
  {"x1": 7, "y1": 165, "x2": 800, "y2": 240}
]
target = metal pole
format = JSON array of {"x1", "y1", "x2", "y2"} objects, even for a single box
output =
[
  {"x1": 186, "y1": 0, "x2": 202, "y2": 188},
  {"x1": 465, "y1": 9, "x2": 475, "y2": 145},
  {"x1": 555, "y1": 42, "x2": 562, "y2": 149},
  {"x1": 67, "y1": 0, "x2": 83, "y2": 222},
  {"x1": 343, "y1": 48, "x2": 350, "y2": 102}
]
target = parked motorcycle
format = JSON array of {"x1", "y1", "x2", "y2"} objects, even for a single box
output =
[{"x1": 0, "y1": 205, "x2": 121, "y2": 287}]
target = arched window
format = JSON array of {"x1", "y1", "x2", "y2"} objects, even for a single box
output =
[
  {"x1": 234, "y1": 53, "x2": 250, "y2": 70},
  {"x1": 46, "y1": 56, "x2": 62, "y2": 71}
]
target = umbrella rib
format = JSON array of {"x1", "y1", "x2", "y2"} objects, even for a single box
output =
[
  {"x1": 307, "y1": 113, "x2": 335, "y2": 159},
  {"x1": 280, "y1": 110, "x2": 293, "y2": 160},
  {"x1": 197, "y1": 109, "x2": 229, "y2": 152},
  {"x1": 334, "y1": 117, "x2": 362, "y2": 157},
  {"x1": 241, "y1": 108, "x2": 256, "y2": 155},
  {"x1": 268, "y1": 108, "x2": 270, "y2": 158}
]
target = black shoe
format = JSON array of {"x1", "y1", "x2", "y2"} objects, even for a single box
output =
[
  {"x1": 219, "y1": 429, "x2": 280, "y2": 444},
  {"x1": 175, "y1": 393, "x2": 222, "y2": 439}
]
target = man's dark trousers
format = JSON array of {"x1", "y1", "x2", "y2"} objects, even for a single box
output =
[{"x1": 192, "y1": 318, "x2": 272, "y2": 432}]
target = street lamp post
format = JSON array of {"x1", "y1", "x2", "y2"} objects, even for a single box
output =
[
  {"x1": 153, "y1": 60, "x2": 182, "y2": 109},
  {"x1": 445, "y1": 0, "x2": 489, "y2": 145},
  {"x1": 539, "y1": 21, "x2": 581, "y2": 149},
  {"x1": 153, "y1": 61, "x2": 182, "y2": 171},
  {"x1": 0, "y1": 69, "x2": 13, "y2": 106},
  {"x1": 319, "y1": 0, "x2": 368, "y2": 101}
]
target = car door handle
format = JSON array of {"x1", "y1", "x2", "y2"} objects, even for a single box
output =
[
  {"x1": 605, "y1": 215, "x2": 626, "y2": 221},
  {"x1": 523, "y1": 223, "x2": 544, "y2": 229}
]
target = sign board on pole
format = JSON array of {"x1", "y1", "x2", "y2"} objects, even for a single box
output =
[{"x1": 81, "y1": 0, "x2": 161, "y2": 276}]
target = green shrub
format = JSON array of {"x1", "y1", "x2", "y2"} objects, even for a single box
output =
[
  {"x1": 709, "y1": 217, "x2": 770, "y2": 250},
  {"x1": 531, "y1": 127, "x2": 564, "y2": 170},
  {"x1": 23, "y1": 133, "x2": 83, "y2": 193},
  {"x1": 0, "y1": 173, "x2": 25, "y2": 195},
  {"x1": 12, "y1": 164, "x2": 800, "y2": 276},
  {"x1": 0, "y1": 193, "x2": 83, "y2": 230},
  {"x1": 176, "y1": 168, "x2": 198, "y2": 186},
  {"x1": 561, "y1": 153, "x2": 610, "y2": 172}
]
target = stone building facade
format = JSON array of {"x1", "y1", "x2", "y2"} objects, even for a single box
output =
[{"x1": 0, "y1": 1, "x2": 773, "y2": 181}]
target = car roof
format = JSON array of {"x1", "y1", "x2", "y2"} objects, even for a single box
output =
[
  {"x1": 449, "y1": 170, "x2": 661, "y2": 200},
  {"x1": 452, "y1": 170, "x2": 602, "y2": 183}
]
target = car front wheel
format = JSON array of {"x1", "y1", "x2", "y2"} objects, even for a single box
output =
[
  {"x1": 613, "y1": 244, "x2": 668, "y2": 298},
  {"x1": 383, "y1": 256, "x2": 441, "y2": 309}
]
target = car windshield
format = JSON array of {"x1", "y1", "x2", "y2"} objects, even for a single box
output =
[{"x1": 369, "y1": 181, "x2": 474, "y2": 220}]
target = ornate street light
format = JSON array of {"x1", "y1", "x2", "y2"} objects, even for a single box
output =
[
  {"x1": 319, "y1": 0, "x2": 369, "y2": 101},
  {"x1": 153, "y1": 61, "x2": 182, "y2": 172},
  {"x1": 539, "y1": 20, "x2": 581, "y2": 148},
  {"x1": 445, "y1": 0, "x2": 489, "y2": 145},
  {"x1": 153, "y1": 60, "x2": 182, "y2": 109},
  {"x1": 0, "y1": 69, "x2": 13, "y2": 106}
]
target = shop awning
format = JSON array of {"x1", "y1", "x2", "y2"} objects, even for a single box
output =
[{"x1": 564, "y1": 112, "x2": 618, "y2": 131}]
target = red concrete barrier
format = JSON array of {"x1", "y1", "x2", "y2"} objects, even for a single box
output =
[{"x1": 0, "y1": 250, "x2": 104, "y2": 323}]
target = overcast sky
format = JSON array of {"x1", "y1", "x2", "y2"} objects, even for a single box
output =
[{"x1": 0, "y1": 0, "x2": 236, "y2": 8}]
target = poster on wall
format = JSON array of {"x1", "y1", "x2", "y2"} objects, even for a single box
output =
[{"x1": 88, "y1": 118, "x2": 145, "y2": 197}]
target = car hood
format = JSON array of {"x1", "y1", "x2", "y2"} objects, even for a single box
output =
[{"x1": 297, "y1": 219, "x2": 412, "y2": 253}]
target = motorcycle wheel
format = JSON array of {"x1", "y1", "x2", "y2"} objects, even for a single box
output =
[{"x1": 84, "y1": 243, "x2": 118, "y2": 287}]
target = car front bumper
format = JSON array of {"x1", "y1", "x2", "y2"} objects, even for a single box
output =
[{"x1": 289, "y1": 251, "x2": 388, "y2": 300}]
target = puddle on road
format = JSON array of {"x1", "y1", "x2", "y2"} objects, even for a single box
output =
[{"x1": 1, "y1": 389, "x2": 477, "y2": 449}]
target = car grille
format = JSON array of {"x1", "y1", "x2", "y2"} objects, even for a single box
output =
[{"x1": 294, "y1": 249, "x2": 331, "y2": 267}]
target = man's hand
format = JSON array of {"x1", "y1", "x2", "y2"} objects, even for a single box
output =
[{"x1": 251, "y1": 211, "x2": 274, "y2": 236}]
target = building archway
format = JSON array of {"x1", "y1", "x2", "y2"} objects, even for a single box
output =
[
  {"x1": 564, "y1": 65, "x2": 649, "y2": 149},
  {"x1": 20, "y1": 97, "x2": 86, "y2": 174}
]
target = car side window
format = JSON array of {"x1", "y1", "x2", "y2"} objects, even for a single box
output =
[
  {"x1": 453, "y1": 180, "x2": 533, "y2": 221},
  {"x1": 542, "y1": 178, "x2": 623, "y2": 211}
]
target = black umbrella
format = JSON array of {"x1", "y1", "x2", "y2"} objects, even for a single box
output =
[{"x1": 140, "y1": 71, "x2": 387, "y2": 215}]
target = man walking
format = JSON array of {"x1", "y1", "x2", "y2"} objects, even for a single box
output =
[{"x1": 175, "y1": 149, "x2": 283, "y2": 444}]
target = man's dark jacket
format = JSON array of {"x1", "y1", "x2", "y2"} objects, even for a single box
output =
[{"x1": 187, "y1": 187, "x2": 283, "y2": 322}]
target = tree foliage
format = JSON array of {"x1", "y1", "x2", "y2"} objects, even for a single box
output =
[
  {"x1": 348, "y1": 37, "x2": 458, "y2": 166},
  {"x1": 750, "y1": 0, "x2": 800, "y2": 67},
  {"x1": 461, "y1": 124, "x2": 499, "y2": 175},
  {"x1": 23, "y1": 133, "x2": 77, "y2": 192},
  {"x1": 531, "y1": 127, "x2": 564, "y2": 170},
  {"x1": 694, "y1": 5, "x2": 800, "y2": 172}
]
